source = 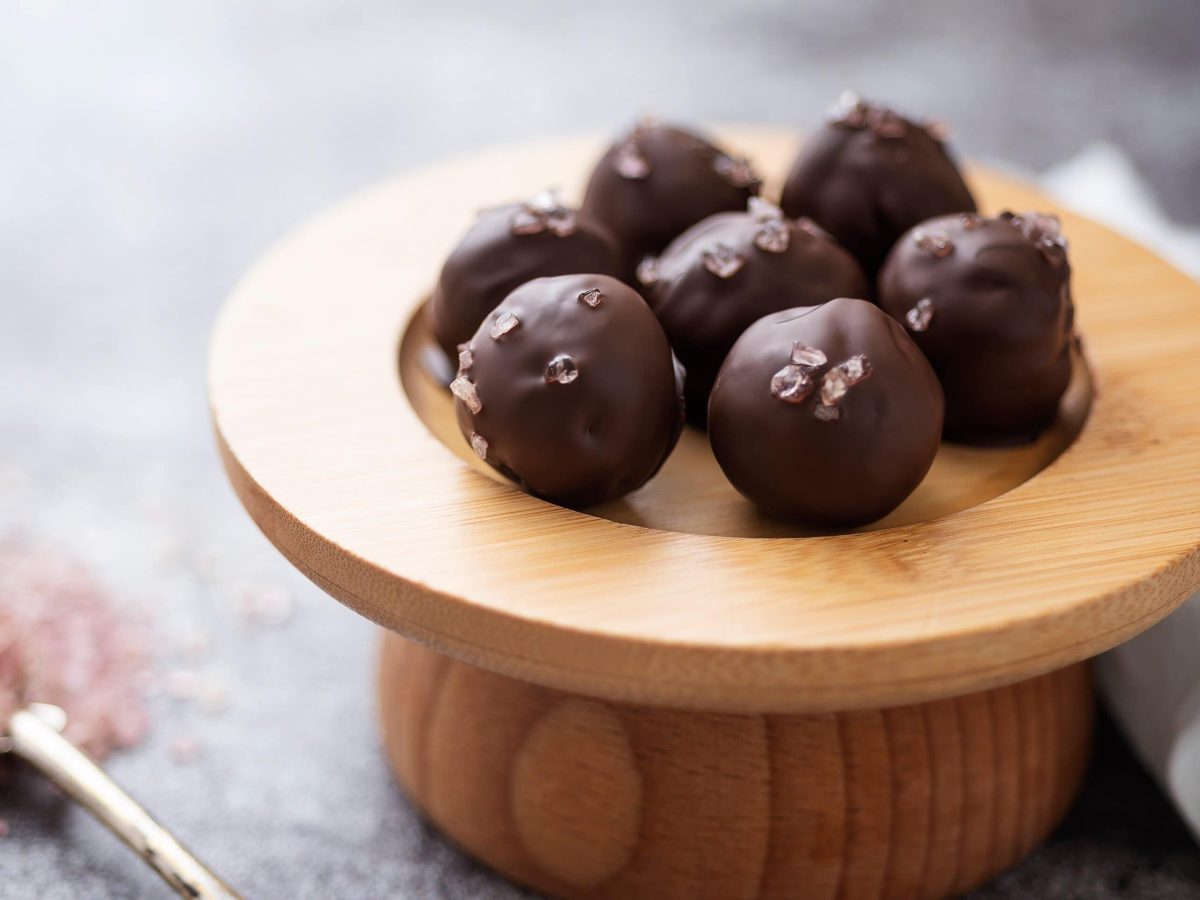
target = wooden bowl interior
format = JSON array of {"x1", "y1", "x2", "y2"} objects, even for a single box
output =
[
  {"x1": 210, "y1": 128, "x2": 1200, "y2": 711},
  {"x1": 401, "y1": 302, "x2": 1093, "y2": 538}
]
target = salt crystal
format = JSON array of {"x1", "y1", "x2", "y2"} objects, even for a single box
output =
[
  {"x1": 770, "y1": 364, "x2": 814, "y2": 404},
  {"x1": 169, "y1": 736, "x2": 201, "y2": 764},
  {"x1": 1037, "y1": 235, "x2": 1068, "y2": 269},
  {"x1": 702, "y1": 244, "x2": 746, "y2": 279},
  {"x1": 614, "y1": 144, "x2": 650, "y2": 180},
  {"x1": 527, "y1": 189, "x2": 560, "y2": 212},
  {"x1": 830, "y1": 93, "x2": 907, "y2": 138},
  {"x1": 840, "y1": 354, "x2": 873, "y2": 385},
  {"x1": 714, "y1": 154, "x2": 759, "y2": 189},
  {"x1": 490, "y1": 311, "x2": 520, "y2": 340},
  {"x1": 545, "y1": 209, "x2": 577, "y2": 238},
  {"x1": 457, "y1": 345, "x2": 474, "y2": 376},
  {"x1": 959, "y1": 212, "x2": 984, "y2": 231},
  {"x1": 193, "y1": 548, "x2": 223, "y2": 581},
  {"x1": 913, "y1": 229, "x2": 954, "y2": 257},
  {"x1": 868, "y1": 108, "x2": 906, "y2": 138},
  {"x1": 235, "y1": 584, "x2": 293, "y2": 626},
  {"x1": 813, "y1": 403, "x2": 841, "y2": 422},
  {"x1": 510, "y1": 206, "x2": 545, "y2": 236},
  {"x1": 1026, "y1": 213, "x2": 1062, "y2": 239},
  {"x1": 796, "y1": 217, "x2": 832, "y2": 241},
  {"x1": 510, "y1": 191, "x2": 577, "y2": 237},
  {"x1": 790, "y1": 344, "x2": 827, "y2": 368},
  {"x1": 829, "y1": 90, "x2": 866, "y2": 126},
  {"x1": 1007, "y1": 211, "x2": 1069, "y2": 268},
  {"x1": 450, "y1": 377, "x2": 482, "y2": 414},
  {"x1": 754, "y1": 219, "x2": 790, "y2": 254},
  {"x1": 544, "y1": 354, "x2": 579, "y2": 385},
  {"x1": 176, "y1": 633, "x2": 209, "y2": 663},
  {"x1": 577, "y1": 288, "x2": 605, "y2": 308},
  {"x1": 820, "y1": 367, "x2": 849, "y2": 406},
  {"x1": 166, "y1": 668, "x2": 203, "y2": 700},
  {"x1": 905, "y1": 297, "x2": 935, "y2": 332},
  {"x1": 748, "y1": 196, "x2": 782, "y2": 221},
  {"x1": 636, "y1": 256, "x2": 661, "y2": 285},
  {"x1": 198, "y1": 682, "x2": 229, "y2": 715},
  {"x1": 470, "y1": 433, "x2": 488, "y2": 460}
]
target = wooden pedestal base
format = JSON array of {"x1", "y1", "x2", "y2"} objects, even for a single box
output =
[
  {"x1": 378, "y1": 634, "x2": 1094, "y2": 900},
  {"x1": 210, "y1": 128, "x2": 1196, "y2": 898}
]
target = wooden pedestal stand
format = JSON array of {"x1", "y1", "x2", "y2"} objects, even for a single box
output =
[{"x1": 210, "y1": 129, "x2": 1200, "y2": 899}]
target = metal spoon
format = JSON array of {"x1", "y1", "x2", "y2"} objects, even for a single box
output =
[{"x1": 2, "y1": 703, "x2": 241, "y2": 899}]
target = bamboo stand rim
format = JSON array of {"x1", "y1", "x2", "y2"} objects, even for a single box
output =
[{"x1": 210, "y1": 127, "x2": 1200, "y2": 713}]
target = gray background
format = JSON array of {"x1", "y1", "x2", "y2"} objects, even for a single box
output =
[{"x1": 2, "y1": 1, "x2": 1200, "y2": 896}]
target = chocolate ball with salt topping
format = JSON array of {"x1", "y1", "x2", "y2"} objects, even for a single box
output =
[
  {"x1": 641, "y1": 197, "x2": 869, "y2": 426},
  {"x1": 451, "y1": 274, "x2": 683, "y2": 507},
  {"x1": 582, "y1": 121, "x2": 762, "y2": 284},
  {"x1": 428, "y1": 190, "x2": 620, "y2": 361},
  {"x1": 709, "y1": 298, "x2": 943, "y2": 526},
  {"x1": 780, "y1": 92, "x2": 977, "y2": 279},
  {"x1": 878, "y1": 211, "x2": 1076, "y2": 445}
]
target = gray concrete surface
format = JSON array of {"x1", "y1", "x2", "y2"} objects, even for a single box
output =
[{"x1": 2, "y1": 1, "x2": 1199, "y2": 896}]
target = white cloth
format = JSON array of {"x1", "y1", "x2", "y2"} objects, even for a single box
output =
[
  {"x1": 1041, "y1": 142, "x2": 1200, "y2": 839},
  {"x1": 1042, "y1": 142, "x2": 1200, "y2": 280}
]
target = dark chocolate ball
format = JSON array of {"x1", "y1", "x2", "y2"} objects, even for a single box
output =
[
  {"x1": 780, "y1": 93, "x2": 976, "y2": 279},
  {"x1": 641, "y1": 197, "x2": 869, "y2": 426},
  {"x1": 451, "y1": 274, "x2": 683, "y2": 507},
  {"x1": 878, "y1": 211, "x2": 1075, "y2": 445},
  {"x1": 709, "y1": 297, "x2": 943, "y2": 526},
  {"x1": 582, "y1": 121, "x2": 761, "y2": 283},
  {"x1": 428, "y1": 190, "x2": 619, "y2": 360}
]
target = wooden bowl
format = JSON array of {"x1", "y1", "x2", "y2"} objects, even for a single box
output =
[{"x1": 210, "y1": 128, "x2": 1200, "y2": 899}]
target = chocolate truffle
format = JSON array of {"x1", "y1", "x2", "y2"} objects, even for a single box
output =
[
  {"x1": 878, "y1": 211, "x2": 1075, "y2": 445},
  {"x1": 780, "y1": 92, "x2": 976, "y2": 279},
  {"x1": 452, "y1": 274, "x2": 683, "y2": 507},
  {"x1": 641, "y1": 197, "x2": 869, "y2": 426},
  {"x1": 582, "y1": 121, "x2": 762, "y2": 283},
  {"x1": 709, "y1": 297, "x2": 943, "y2": 526},
  {"x1": 428, "y1": 190, "x2": 619, "y2": 360}
]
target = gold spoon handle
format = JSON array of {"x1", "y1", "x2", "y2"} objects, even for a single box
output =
[{"x1": 8, "y1": 706, "x2": 242, "y2": 899}]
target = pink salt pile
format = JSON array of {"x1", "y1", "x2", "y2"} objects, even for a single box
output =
[
  {"x1": 0, "y1": 541, "x2": 150, "y2": 760},
  {"x1": 0, "y1": 613, "x2": 23, "y2": 735}
]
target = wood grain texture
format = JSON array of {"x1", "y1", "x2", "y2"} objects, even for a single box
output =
[
  {"x1": 379, "y1": 635, "x2": 1095, "y2": 900},
  {"x1": 210, "y1": 127, "x2": 1200, "y2": 712},
  {"x1": 402, "y1": 303, "x2": 1092, "y2": 539}
]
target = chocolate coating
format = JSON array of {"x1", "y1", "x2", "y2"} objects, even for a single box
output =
[
  {"x1": 452, "y1": 274, "x2": 683, "y2": 507},
  {"x1": 878, "y1": 211, "x2": 1075, "y2": 445},
  {"x1": 582, "y1": 122, "x2": 761, "y2": 283},
  {"x1": 428, "y1": 191, "x2": 619, "y2": 360},
  {"x1": 780, "y1": 93, "x2": 976, "y2": 279},
  {"x1": 642, "y1": 198, "x2": 869, "y2": 426},
  {"x1": 709, "y1": 298, "x2": 944, "y2": 526}
]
